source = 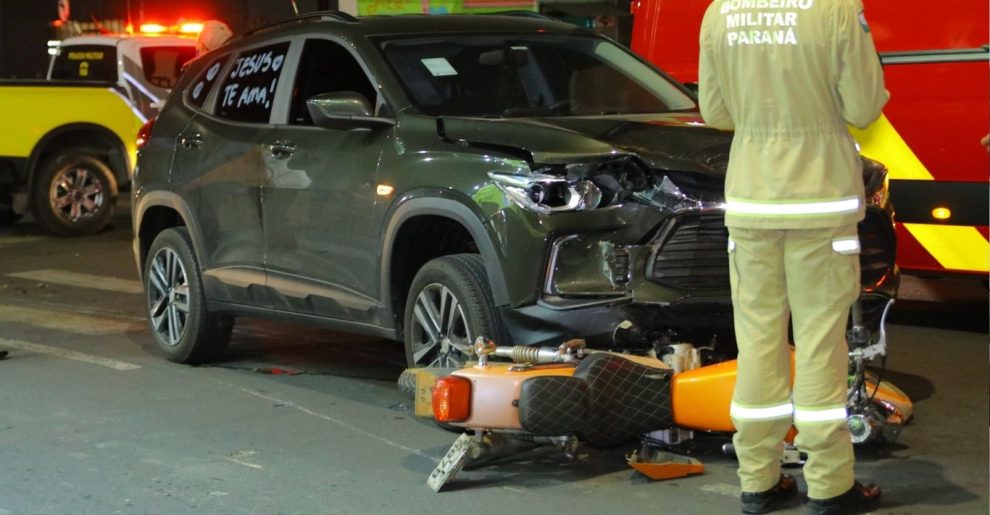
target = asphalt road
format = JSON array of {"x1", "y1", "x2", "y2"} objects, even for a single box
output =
[{"x1": 0, "y1": 204, "x2": 986, "y2": 514}]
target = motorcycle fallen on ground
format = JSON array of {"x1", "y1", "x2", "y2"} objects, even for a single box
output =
[{"x1": 403, "y1": 298, "x2": 912, "y2": 492}]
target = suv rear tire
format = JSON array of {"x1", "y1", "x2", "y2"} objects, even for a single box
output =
[
  {"x1": 144, "y1": 227, "x2": 232, "y2": 363},
  {"x1": 403, "y1": 254, "x2": 504, "y2": 368},
  {"x1": 32, "y1": 150, "x2": 116, "y2": 236}
]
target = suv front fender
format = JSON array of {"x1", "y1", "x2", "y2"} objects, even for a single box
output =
[{"x1": 381, "y1": 195, "x2": 510, "y2": 310}]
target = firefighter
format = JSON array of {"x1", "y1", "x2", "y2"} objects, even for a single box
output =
[{"x1": 698, "y1": 0, "x2": 887, "y2": 513}]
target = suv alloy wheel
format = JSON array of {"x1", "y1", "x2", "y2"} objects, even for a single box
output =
[
  {"x1": 404, "y1": 254, "x2": 504, "y2": 368},
  {"x1": 144, "y1": 228, "x2": 232, "y2": 363}
]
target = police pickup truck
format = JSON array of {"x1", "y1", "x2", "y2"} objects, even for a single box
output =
[{"x1": 0, "y1": 34, "x2": 195, "y2": 235}]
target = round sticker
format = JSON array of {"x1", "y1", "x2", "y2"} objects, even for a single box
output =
[{"x1": 206, "y1": 62, "x2": 220, "y2": 81}]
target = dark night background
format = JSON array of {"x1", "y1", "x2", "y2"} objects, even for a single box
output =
[{"x1": 0, "y1": 0, "x2": 337, "y2": 78}]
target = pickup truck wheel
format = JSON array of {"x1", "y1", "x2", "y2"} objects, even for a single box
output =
[
  {"x1": 403, "y1": 254, "x2": 504, "y2": 368},
  {"x1": 144, "y1": 228, "x2": 232, "y2": 364},
  {"x1": 31, "y1": 151, "x2": 115, "y2": 236}
]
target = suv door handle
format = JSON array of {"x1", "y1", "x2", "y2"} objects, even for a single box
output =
[
  {"x1": 268, "y1": 140, "x2": 296, "y2": 159},
  {"x1": 179, "y1": 133, "x2": 203, "y2": 149}
]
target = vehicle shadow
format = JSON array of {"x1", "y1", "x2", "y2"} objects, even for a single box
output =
[{"x1": 211, "y1": 318, "x2": 407, "y2": 382}]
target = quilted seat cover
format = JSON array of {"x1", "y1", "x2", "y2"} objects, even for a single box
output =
[{"x1": 517, "y1": 353, "x2": 673, "y2": 447}]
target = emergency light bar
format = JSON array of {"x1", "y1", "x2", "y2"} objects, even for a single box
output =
[{"x1": 132, "y1": 21, "x2": 205, "y2": 35}]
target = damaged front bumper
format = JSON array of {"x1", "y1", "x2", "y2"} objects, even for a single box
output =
[{"x1": 504, "y1": 201, "x2": 899, "y2": 349}]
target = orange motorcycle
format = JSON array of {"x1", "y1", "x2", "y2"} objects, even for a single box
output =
[{"x1": 405, "y1": 298, "x2": 912, "y2": 492}]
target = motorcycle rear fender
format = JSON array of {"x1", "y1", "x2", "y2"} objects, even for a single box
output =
[{"x1": 450, "y1": 364, "x2": 577, "y2": 430}]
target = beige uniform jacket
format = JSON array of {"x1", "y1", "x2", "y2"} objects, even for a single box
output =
[{"x1": 699, "y1": 0, "x2": 888, "y2": 229}]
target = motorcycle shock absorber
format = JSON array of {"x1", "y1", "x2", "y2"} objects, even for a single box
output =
[{"x1": 492, "y1": 345, "x2": 580, "y2": 364}]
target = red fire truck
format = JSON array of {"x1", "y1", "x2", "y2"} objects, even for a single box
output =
[{"x1": 630, "y1": 0, "x2": 989, "y2": 276}]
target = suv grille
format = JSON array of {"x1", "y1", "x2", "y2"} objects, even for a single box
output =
[
  {"x1": 647, "y1": 213, "x2": 729, "y2": 291},
  {"x1": 646, "y1": 208, "x2": 896, "y2": 291}
]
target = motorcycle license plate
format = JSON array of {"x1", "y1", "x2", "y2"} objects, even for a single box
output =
[{"x1": 427, "y1": 433, "x2": 472, "y2": 492}]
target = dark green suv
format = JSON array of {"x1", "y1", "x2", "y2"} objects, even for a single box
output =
[{"x1": 132, "y1": 12, "x2": 898, "y2": 368}]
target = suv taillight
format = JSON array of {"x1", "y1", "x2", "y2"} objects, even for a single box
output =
[
  {"x1": 136, "y1": 118, "x2": 156, "y2": 150},
  {"x1": 432, "y1": 375, "x2": 472, "y2": 422}
]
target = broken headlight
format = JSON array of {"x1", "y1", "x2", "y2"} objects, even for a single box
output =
[
  {"x1": 488, "y1": 157, "x2": 651, "y2": 214},
  {"x1": 488, "y1": 171, "x2": 603, "y2": 214}
]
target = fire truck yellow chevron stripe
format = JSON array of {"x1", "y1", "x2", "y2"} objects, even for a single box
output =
[
  {"x1": 850, "y1": 115, "x2": 989, "y2": 273},
  {"x1": 848, "y1": 114, "x2": 933, "y2": 180},
  {"x1": 903, "y1": 224, "x2": 990, "y2": 273}
]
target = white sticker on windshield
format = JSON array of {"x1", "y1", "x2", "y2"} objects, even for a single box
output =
[{"x1": 422, "y1": 57, "x2": 458, "y2": 77}]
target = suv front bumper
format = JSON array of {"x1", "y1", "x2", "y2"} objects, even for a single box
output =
[{"x1": 502, "y1": 205, "x2": 899, "y2": 349}]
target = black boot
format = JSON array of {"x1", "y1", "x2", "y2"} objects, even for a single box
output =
[
  {"x1": 806, "y1": 481, "x2": 881, "y2": 514},
  {"x1": 741, "y1": 473, "x2": 799, "y2": 514}
]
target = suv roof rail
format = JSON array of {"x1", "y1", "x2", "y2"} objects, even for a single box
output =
[{"x1": 243, "y1": 10, "x2": 360, "y2": 37}]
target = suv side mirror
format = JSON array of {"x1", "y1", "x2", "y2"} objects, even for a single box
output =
[{"x1": 306, "y1": 92, "x2": 396, "y2": 130}]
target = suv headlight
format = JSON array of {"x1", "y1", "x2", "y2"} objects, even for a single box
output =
[
  {"x1": 488, "y1": 171, "x2": 603, "y2": 214},
  {"x1": 489, "y1": 157, "x2": 651, "y2": 214}
]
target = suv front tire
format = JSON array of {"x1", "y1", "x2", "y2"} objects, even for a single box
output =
[{"x1": 403, "y1": 254, "x2": 504, "y2": 368}]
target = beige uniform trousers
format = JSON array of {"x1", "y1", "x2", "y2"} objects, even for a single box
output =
[{"x1": 727, "y1": 225, "x2": 860, "y2": 499}]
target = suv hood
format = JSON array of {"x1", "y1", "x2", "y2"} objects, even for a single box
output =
[{"x1": 439, "y1": 113, "x2": 732, "y2": 175}]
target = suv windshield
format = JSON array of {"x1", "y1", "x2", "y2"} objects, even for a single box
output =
[{"x1": 379, "y1": 34, "x2": 696, "y2": 118}]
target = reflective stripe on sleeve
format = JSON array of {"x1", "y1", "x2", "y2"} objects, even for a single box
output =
[
  {"x1": 832, "y1": 237, "x2": 861, "y2": 254},
  {"x1": 730, "y1": 401, "x2": 793, "y2": 420},
  {"x1": 725, "y1": 197, "x2": 861, "y2": 216},
  {"x1": 793, "y1": 406, "x2": 848, "y2": 423}
]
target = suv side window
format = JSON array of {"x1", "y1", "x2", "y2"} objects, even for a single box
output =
[
  {"x1": 215, "y1": 42, "x2": 291, "y2": 123},
  {"x1": 288, "y1": 38, "x2": 377, "y2": 126},
  {"x1": 187, "y1": 55, "x2": 229, "y2": 109}
]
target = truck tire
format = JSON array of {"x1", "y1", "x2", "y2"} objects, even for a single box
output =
[
  {"x1": 31, "y1": 151, "x2": 116, "y2": 236},
  {"x1": 403, "y1": 254, "x2": 506, "y2": 368},
  {"x1": 144, "y1": 227, "x2": 233, "y2": 364}
]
